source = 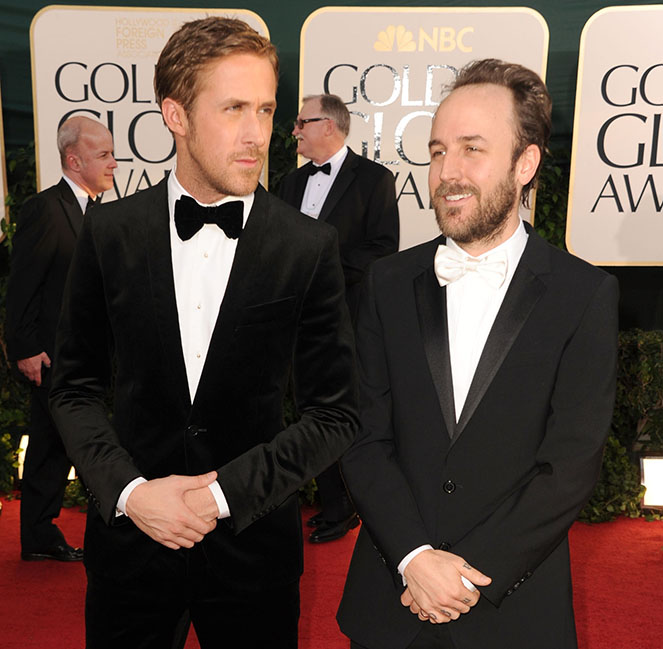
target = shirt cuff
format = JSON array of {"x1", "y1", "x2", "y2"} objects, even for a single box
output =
[
  {"x1": 115, "y1": 476, "x2": 147, "y2": 517},
  {"x1": 208, "y1": 480, "x2": 230, "y2": 519},
  {"x1": 398, "y1": 544, "x2": 434, "y2": 586}
]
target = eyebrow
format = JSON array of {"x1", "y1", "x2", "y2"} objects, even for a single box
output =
[
  {"x1": 428, "y1": 134, "x2": 487, "y2": 149},
  {"x1": 223, "y1": 97, "x2": 277, "y2": 109}
]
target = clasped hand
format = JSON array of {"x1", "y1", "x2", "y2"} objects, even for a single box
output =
[
  {"x1": 401, "y1": 549, "x2": 491, "y2": 623},
  {"x1": 126, "y1": 472, "x2": 220, "y2": 550}
]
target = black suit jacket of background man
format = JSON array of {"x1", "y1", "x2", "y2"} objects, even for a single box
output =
[
  {"x1": 7, "y1": 178, "x2": 83, "y2": 362},
  {"x1": 337, "y1": 224, "x2": 619, "y2": 649},
  {"x1": 6, "y1": 178, "x2": 84, "y2": 551},
  {"x1": 279, "y1": 147, "x2": 399, "y2": 320},
  {"x1": 49, "y1": 178, "x2": 358, "y2": 588}
]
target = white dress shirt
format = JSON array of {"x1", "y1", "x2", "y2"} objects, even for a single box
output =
[
  {"x1": 62, "y1": 174, "x2": 92, "y2": 213},
  {"x1": 116, "y1": 170, "x2": 253, "y2": 520},
  {"x1": 300, "y1": 145, "x2": 348, "y2": 218},
  {"x1": 398, "y1": 221, "x2": 529, "y2": 580}
]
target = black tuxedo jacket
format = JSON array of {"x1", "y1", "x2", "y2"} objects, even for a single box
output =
[
  {"x1": 49, "y1": 179, "x2": 358, "y2": 588},
  {"x1": 279, "y1": 148, "x2": 399, "y2": 319},
  {"x1": 338, "y1": 225, "x2": 619, "y2": 649},
  {"x1": 6, "y1": 178, "x2": 84, "y2": 362}
]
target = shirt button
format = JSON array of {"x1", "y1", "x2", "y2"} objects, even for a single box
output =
[
  {"x1": 203, "y1": 252, "x2": 209, "y2": 258},
  {"x1": 196, "y1": 353, "x2": 201, "y2": 359},
  {"x1": 197, "y1": 304, "x2": 201, "y2": 310}
]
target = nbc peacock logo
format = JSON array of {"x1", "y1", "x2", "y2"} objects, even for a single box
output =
[{"x1": 374, "y1": 25, "x2": 416, "y2": 52}]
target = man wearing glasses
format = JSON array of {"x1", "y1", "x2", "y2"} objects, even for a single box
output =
[{"x1": 280, "y1": 93, "x2": 399, "y2": 544}]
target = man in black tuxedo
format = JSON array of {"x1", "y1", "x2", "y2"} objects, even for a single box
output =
[
  {"x1": 6, "y1": 115, "x2": 116, "y2": 561},
  {"x1": 338, "y1": 59, "x2": 619, "y2": 649},
  {"x1": 49, "y1": 17, "x2": 357, "y2": 649},
  {"x1": 280, "y1": 93, "x2": 399, "y2": 543}
]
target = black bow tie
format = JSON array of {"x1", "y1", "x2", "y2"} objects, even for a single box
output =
[
  {"x1": 308, "y1": 162, "x2": 331, "y2": 176},
  {"x1": 174, "y1": 195, "x2": 244, "y2": 241},
  {"x1": 85, "y1": 195, "x2": 101, "y2": 213}
]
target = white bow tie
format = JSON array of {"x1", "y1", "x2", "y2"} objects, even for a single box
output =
[{"x1": 434, "y1": 244, "x2": 508, "y2": 289}]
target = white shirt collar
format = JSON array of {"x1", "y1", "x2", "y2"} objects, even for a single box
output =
[
  {"x1": 62, "y1": 174, "x2": 92, "y2": 213},
  {"x1": 314, "y1": 145, "x2": 348, "y2": 174},
  {"x1": 446, "y1": 219, "x2": 528, "y2": 283}
]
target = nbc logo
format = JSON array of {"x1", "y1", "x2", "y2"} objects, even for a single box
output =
[
  {"x1": 374, "y1": 25, "x2": 416, "y2": 52},
  {"x1": 374, "y1": 24, "x2": 474, "y2": 53}
]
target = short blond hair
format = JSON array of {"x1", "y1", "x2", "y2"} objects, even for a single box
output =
[{"x1": 154, "y1": 16, "x2": 278, "y2": 114}]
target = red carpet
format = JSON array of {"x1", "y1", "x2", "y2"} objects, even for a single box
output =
[{"x1": 1, "y1": 498, "x2": 661, "y2": 648}]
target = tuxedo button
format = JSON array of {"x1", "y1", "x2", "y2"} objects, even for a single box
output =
[
  {"x1": 443, "y1": 480, "x2": 456, "y2": 494},
  {"x1": 439, "y1": 542, "x2": 451, "y2": 551},
  {"x1": 524, "y1": 571, "x2": 532, "y2": 579},
  {"x1": 186, "y1": 425, "x2": 199, "y2": 437}
]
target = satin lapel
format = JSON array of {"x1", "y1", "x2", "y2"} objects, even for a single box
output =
[
  {"x1": 318, "y1": 150, "x2": 357, "y2": 223},
  {"x1": 413, "y1": 261, "x2": 456, "y2": 439},
  {"x1": 145, "y1": 179, "x2": 191, "y2": 409},
  {"x1": 194, "y1": 185, "x2": 268, "y2": 398},
  {"x1": 57, "y1": 179, "x2": 84, "y2": 236},
  {"x1": 453, "y1": 238, "x2": 548, "y2": 443}
]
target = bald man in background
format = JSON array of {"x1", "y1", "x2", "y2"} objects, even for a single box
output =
[{"x1": 6, "y1": 116, "x2": 117, "y2": 561}]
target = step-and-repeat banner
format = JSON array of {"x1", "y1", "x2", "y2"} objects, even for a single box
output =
[
  {"x1": 30, "y1": 6, "x2": 268, "y2": 200},
  {"x1": 300, "y1": 7, "x2": 549, "y2": 250},
  {"x1": 568, "y1": 5, "x2": 663, "y2": 266}
]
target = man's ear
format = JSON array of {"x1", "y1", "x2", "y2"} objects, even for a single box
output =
[
  {"x1": 161, "y1": 98, "x2": 188, "y2": 137},
  {"x1": 515, "y1": 144, "x2": 541, "y2": 187},
  {"x1": 324, "y1": 118, "x2": 335, "y2": 137},
  {"x1": 66, "y1": 152, "x2": 81, "y2": 172}
]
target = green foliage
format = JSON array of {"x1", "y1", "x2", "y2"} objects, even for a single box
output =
[
  {"x1": 3, "y1": 142, "x2": 37, "y2": 251},
  {"x1": 533, "y1": 148, "x2": 570, "y2": 250},
  {"x1": 612, "y1": 329, "x2": 663, "y2": 454},
  {"x1": 0, "y1": 143, "x2": 37, "y2": 495},
  {"x1": 579, "y1": 435, "x2": 645, "y2": 523},
  {"x1": 63, "y1": 477, "x2": 88, "y2": 511},
  {"x1": 268, "y1": 120, "x2": 297, "y2": 195},
  {"x1": 0, "y1": 433, "x2": 20, "y2": 495},
  {"x1": 300, "y1": 478, "x2": 318, "y2": 506}
]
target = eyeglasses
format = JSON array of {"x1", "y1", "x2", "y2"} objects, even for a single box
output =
[{"x1": 293, "y1": 117, "x2": 331, "y2": 129}]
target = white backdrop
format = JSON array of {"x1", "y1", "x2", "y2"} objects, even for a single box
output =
[
  {"x1": 567, "y1": 5, "x2": 663, "y2": 266},
  {"x1": 300, "y1": 7, "x2": 549, "y2": 250},
  {"x1": 30, "y1": 6, "x2": 268, "y2": 201}
]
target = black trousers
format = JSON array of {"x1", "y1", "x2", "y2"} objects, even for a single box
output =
[
  {"x1": 20, "y1": 383, "x2": 71, "y2": 552},
  {"x1": 351, "y1": 623, "x2": 456, "y2": 649},
  {"x1": 315, "y1": 462, "x2": 355, "y2": 522},
  {"x1": 85, "y1": 543, "x2": 300, "y2": 649}
]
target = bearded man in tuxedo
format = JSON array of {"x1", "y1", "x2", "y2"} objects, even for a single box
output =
[
  {"x1": 338, "y1": 59, "x2": 618, "y2": 649},
  {"x1": 50, "y1": 17, "x2": 357, "y2": 649}
]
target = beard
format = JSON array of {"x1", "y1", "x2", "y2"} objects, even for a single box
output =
[
  {"x1": 187, "y1": 118, "x2": 267, "y2": 199},
  {"x1": 197, "y1": 147, "x2": 265, "y2": 198},
  {"x1": 432, "y1": 172, "x2": 518, "y2": 246}
]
